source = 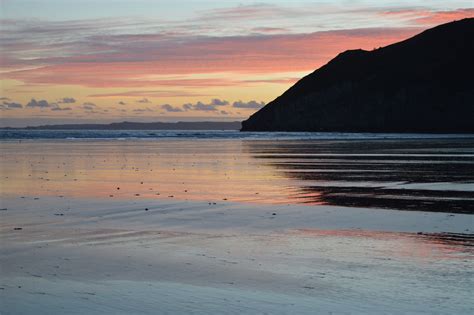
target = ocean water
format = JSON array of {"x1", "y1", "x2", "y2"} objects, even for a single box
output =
[{"x1": 2, "y1": 129, "x2": 474, "y2": 140}]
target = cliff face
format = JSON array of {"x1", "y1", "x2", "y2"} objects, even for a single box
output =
[{"x1": 241, "y1": 19, "x2": 474, "y2": 132}]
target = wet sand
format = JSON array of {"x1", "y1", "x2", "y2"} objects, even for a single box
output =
[
  {"x1": 1, "y1": 138, "x2": 473, "y2": 211},
  {"x1": 1, "y1": 138, "x2": 473, "y2": 314}
]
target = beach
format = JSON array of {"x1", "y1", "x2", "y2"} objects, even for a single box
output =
[{"x1": 1, "y1": 134, "x2": 473, "y2": 314}]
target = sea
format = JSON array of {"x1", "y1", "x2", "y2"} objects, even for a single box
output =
[{"x1": 2, "y1": 129, "x2": 474, "y2": 140}]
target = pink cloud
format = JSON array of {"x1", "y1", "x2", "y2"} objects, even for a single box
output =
[
  {"x1": 380, "y1": 8, "x2": 474, "y2": 25},
  {"x1": 251, "y1": 27, "x2": 291, "y2": 34},
  {"x1": 413, "y1": 9, "x2": 474, "y2": 25},
  {"x1": 3, "y1": 27, "x2": 420, "y2": 88},
  {"x1": 242, "y1": 78, "x2": 299, "y2": 84}
]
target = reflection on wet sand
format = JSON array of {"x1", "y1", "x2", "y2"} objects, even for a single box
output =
[
  {"x1": 245, "y1": 139, "x2": 474, "y2": 213},
  {"x1": 296, "y1": 187, "x2": 474, "y2": 213},
  {"x1": 294, "y1": 229, "x2": 474, "y2": 259},
  {"x1": 1, "y1": 137, "x2": 473, "y2": 314},
  {"x1": 1, "y1": 138, "x2": 473, "y2": 212}
]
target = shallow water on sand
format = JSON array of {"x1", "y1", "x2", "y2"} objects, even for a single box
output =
[
  {"x1": 1, "y1": 137, "x2": 473, "y2": 212},
  {"x1": 1, "y1": 136, "x2": 473, "y2": 314}
]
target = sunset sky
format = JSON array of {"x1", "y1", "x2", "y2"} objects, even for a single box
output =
[{"x1": 1, "y1": 0, "x2": 473, "y2": 127}]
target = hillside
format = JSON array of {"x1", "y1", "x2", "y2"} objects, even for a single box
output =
[{"x1": 241, "y1": 18, "x2": 474, "y2": 132}]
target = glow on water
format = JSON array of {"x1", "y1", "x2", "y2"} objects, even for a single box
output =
[{"x1": 1, "y1": 137, "x2": 473, "y2": 212}]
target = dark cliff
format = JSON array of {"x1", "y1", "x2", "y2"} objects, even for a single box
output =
[{"x1": 241, "y1": 18, "x2": 474, "y2": 132}]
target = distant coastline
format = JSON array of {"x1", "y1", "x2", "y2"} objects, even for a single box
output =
[{"x1": 3, "y1": 121, "x2": 242, "y2": 130}]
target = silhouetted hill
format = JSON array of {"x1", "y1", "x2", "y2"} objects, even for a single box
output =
[
  {"x1": 242, "y1": 18, "x2": 474, "y2": 132},
  {"x1": 16, "y1": 121, "x2": 241, "y2": 130}
]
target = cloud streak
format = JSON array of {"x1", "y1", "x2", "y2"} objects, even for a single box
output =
[
  {"x1": 232, "y1": 100, "x2": 265, "y2": 109},
  {"x1": 2, "y1": 5, "x2": 471, "y2": 90},
  {"x1": 161, "y1": 104, "x2": 183, "y2": 112},
  {"x1": 137, "y1": 98, "x2": 151, "y2": 103},
  {"x1": 2, "y1": 27, "x2": 424, "y2": 87},
  {"x1": 26, "y1": 99, "x2": 53, "y2": 108},
  {"x1": 380, "y1": 8, "x2": 474, "y2": 25},
  {"x1": 51, "y1": 106, "x2": 72, "y2": 111},
  {"x1": 89, "y1": 90, "x2": 210, "y2": 98},
  {"x1": 2, "y1": 101, "x2": 23, "y2": 109},
  {"x1": 183, "y1": 99, "x2": 229, "y2": 111},
  {"x1": 82, "y1": 102, "x2": 97, "y2": 110},
  {"x1": 1, "y1": 3, "x2": 472, "y2": 123},
  {"x1": 58, "y1": 97, "x2": 76, "y2": 104}
]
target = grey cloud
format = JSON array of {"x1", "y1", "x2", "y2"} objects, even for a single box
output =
[
  {"x1": 133, "y1": 108, "x2": 153, "y2": 113},
  {"x1": 183, "y1": 99, "x2": 230, "y2": 111},
  {"x1": 58, "y1": 97, "x2": 76, "y2": 104},
  {"x1": 82, "y1": 102, "x2": 97, "y2": 110},
  {"x1": 51, "y1": 106, "x2": 72, "y2": 111},
  {"x1": 193, "y1": 102, "x2": 217, "y2": 111},
  {"x1": 209, "y1": 98, "x2": 229, "y2": 106},
  {"x1": 252, "y1": 27, "x2": 289, "y2": 33},
  {"x1": 182, "y1": 103, "x2": 193, "y2": 111},
  {"x1": 3, "y1": 101, "x2": 23, "y2": 109},
  {"x1": 232, "y1": 100, "x2": 265, "y2": 109},
  {"x1": 26, "y1": 99, "x2": 52, "y2": 108},
  {"x1": 161, "y1": 104, "x2": 183, "y2": 112}
]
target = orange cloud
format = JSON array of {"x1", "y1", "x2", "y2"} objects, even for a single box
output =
[
  {"x1": 414, "y1": 9, "x2": 474, "y2": 25},
  {"x1": 4, "y1": 27, "x2": 420, "y2": 88},
  {"x1": 381, "y1": 8, "x2": 474, "y2": 25}
]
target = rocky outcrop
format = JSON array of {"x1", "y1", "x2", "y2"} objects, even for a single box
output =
[{"x1": 241, "y1": 18, "x2": 474, "y2": 132}]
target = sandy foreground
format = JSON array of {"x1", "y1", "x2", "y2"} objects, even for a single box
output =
[
  {"x1": 1, "y1": 196, "x2": 473, "y2": 314},
  {"x1": 1, "y1": 138, "x2": 473, "y2": 314}
]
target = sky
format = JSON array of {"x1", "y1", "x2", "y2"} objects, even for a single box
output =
[{"x1": 0, "y1": 0, "x2": 473, "y2": 127}]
